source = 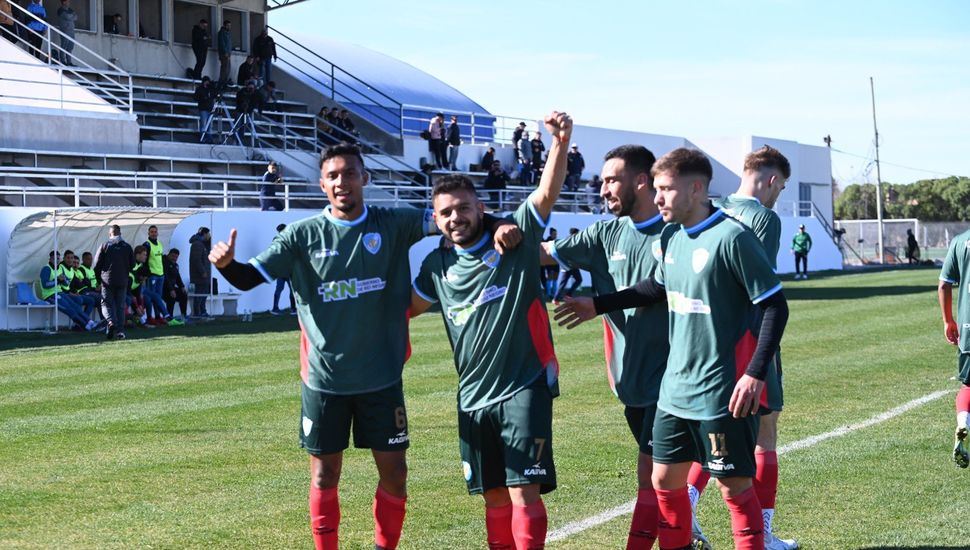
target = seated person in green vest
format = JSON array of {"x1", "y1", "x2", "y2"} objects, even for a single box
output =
[
  {"x1": 59, "y1": 249, "x2": 97, "y2": 320},
  {"x1": 162, "y1": 248, "x2": 189, "y2": 321},
  {"x1": 131, "y1": 245, "x2": 184, "y2": 327},
  {"x1": 39, "y1": 250, "x2": 97, "y2": 331},
  {"x1": 142, "y1": 225, "x2": 167, "y2": 324},
  {"x1": 70, "y1": 251, "x2": 102, "y2": 320}
]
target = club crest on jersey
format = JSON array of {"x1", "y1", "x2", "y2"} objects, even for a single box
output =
[
  {"x1": 302, "y1": 416, "x2": 313, "y2": 436},
  {"x1": 363, "y1": 232, "x2": 382, "y2": 254},
  {"x1": 651, "y1": 240, "x2": 663, "y2": 261},
  {"x1": 692, "y1": 248, "x2": 710, "y2": 273},
  {"x1": 481, "y1": 249, "x2": 500, "y2": 269}
]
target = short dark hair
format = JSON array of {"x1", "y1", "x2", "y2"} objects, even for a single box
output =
[
  {"x1": 604, "y1": 145, "x2": 657, "y2": 184},
  {"x1": 197, "y1": 226, "x2": 209, "y2": 235},
  {"x1": 435, "y1": 112, "x2": 444, "y2": 118},
  {"x1": 276, "y1": 223, "x2": 286, "y2": 232},
  {"x1": 319, "y1": 142, "x2": 365, "y2": 170},
  {"x1": 432, "y1": 174, "x2": 478, "y2": 199},
  {"x1": 651, "y1": 148, "x2": 712, "y2": 182},
  {"x1": 49, "y1": 250, "x2": 56, "y2": 258},
  {"x1": 744, "y1": 145, "x2": 791, "y2": 179},
  {"x1": 199, "y1": 18, "x2": 207, "y2": 24},
  {"x1": 134, "y1": 245, "x2": 147, "y2": 255},
  {"x1": 168, "y1": 248, "x2": 180, "y2": 255},
  {"x1": 82, "y1": 251, "x2": 92, "y2": 259},
  {"x1": 148, "y1": 224, "x2": 158, "y2": 231},
  {"x1": 63, "y1": 249, "x2": 74, "y2": 258},
  {"x1": 569, "y1": 227, "x2": 579, "y2": 235},
  {"x1": 109, "y1": 224, "x2": 121, "y2": 236}
]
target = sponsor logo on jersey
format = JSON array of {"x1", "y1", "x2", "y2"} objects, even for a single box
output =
[
  {"x1": 523, "y1": 463, "x2": 548, "y2": 476},
  {"x1": 314, "y1": 248, "x2": 339, "y2": 258},
  {"x1": 482, "y1": 249, "x2": 501, "y2": 269},
  {"x1": 610, "y1": 251, "x2": 628, "y2": 261},
  {"x1": 651, "y1": 240, "x2": 663, "y2": 261},
  {"x1": 462, "y1": 461, "x2": 473, "y2": 481},
  {"x1": 302, "y1": 416, "x2": 313, "y2": 436},
  {"x1": 707, "y1": 458, "x2": 735, "y2": 472},
  {"x1": 446, "y1": 285, "x2": 508, "y2": 326},
  {"x1": 444, "y1": 269, "x2": 460, "y2": 284},
  {"x1": 363, "y1": 232, "x2": 382, "y2": 254},
  {"x1": 667, "y1": 291, "x2": 712, "y2": 315},
  {"x1": 387, "y1": 430, "x2": 409, "y2": 445},
  {"x1": 692, "y1": 248, "x2": 710, "y2": 273},
  {"x1": 318, "y1": 277, "x2": 386, "y2": 302},
  {"x1": 664, "y1": 254, "x2": 676, "y2": 264}
]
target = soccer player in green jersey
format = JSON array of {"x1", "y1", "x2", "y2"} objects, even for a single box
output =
[
  {"x1": 539, "y1": 144, "x2": 669, "y2": 549},
  {"x1": 555, "y1": 148, "x2": 789, "y2": 550},
  {"x1": 686, "y1": 146, "x2": 797, "y2": 550},
  {"x1": 939, "y1": 228, "x2": 970, "y2": 469},
  {"x1": 409, "y1": 111, "x2": 572, "y2": 550},
  {"x1": 208, "y1": 143, "x2": 521, "y2": 550}
]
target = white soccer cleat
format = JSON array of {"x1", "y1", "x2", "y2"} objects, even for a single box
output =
[
  {"x1": 687, "y1": 485, "x2": 712, "y2": 550},
  {"x1": 764, "y1": 531, "x2": 799, "y2": 550}
]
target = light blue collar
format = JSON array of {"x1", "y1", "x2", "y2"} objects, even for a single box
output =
[{"x1": 324, "y1": 205, "x2": 368, "y2": 227}]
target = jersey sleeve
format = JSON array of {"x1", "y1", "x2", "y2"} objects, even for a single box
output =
[
  {"x1": 753, "y1": 211, "x2": 782, "y2": 270},
  {"x1": 514, "y1": 196, "x2": 550, "y2": 246},
  {"x1": 412, "y1": 252, "x2": 439, "y2": 303},
  {"x1": 250, "y1": 228, "x2": 296, "y2": 282},
  {"x1": 940, "y1": 238, "x2": 962, "y2": 284},
  {"x1": 549, "y1": 223, "x2": 603, "y2": 271},
  {"x1": 653, "y1": 225, "x2": 677, "y2": 287},
  {"x1": 393, "y1": 207, "x2": 438, "y2": 245},
  {"x1": 729, "y1": 230, "x2": 782, "y2": 304}
]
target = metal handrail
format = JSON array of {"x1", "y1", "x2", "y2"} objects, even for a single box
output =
[
  {"x1": 401, "y1": 103, "x2": 539, "y2": 146},
  {"x1": 3, "y1": 2, "x2": 133, "y2": 114}
]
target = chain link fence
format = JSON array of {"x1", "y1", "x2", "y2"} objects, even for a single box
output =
[{"x1": 834, "y1": 219, "x2": 970, "y2": 264}]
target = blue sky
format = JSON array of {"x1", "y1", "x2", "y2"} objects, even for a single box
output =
[{"x1": 273, "y1": 1, "x2": 969, "y2": 186}]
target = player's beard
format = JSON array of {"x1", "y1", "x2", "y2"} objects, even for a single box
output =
[
  {"x1": 446, "y1": 215, "x2": 483, "y2": 247},
  {"x1": 609, "y1": 184, "x2": 637, "y2": 218}
]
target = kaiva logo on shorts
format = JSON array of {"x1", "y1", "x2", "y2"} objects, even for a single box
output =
[
  {"x1": 318, "y1": 277, "x2": 386, "y2": 302},
  {"x1": 707, "y1": 458, "x2": 735, "y2": 472},
  {"x1": 388, "y1": 430, "x2": 409, "y2": 445},
  {"x1": 363, "y1": 232, "x2": 382, "y2": 254},
  {"x1": 523, "y1": 462, "x2": 547, "y2": 476}
]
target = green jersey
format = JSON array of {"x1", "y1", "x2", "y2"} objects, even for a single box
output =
[
  {"x1": 414, "y1": 199, "x2": 560, "y2": 412},
  {"x1": 654, "y1": 208, "x2": 782, "y2": 420},
  {"x1": 252, "y1": 205, "x2": 435, "y2": 394},
  {"x1": 549, "y1": 214, "x2": 669, "y2": 407},
  {"x1": 941, "y1": 229, "x2": 970, "y2": 342},
  {"x1": 792, "y1": 231, "x2": 812, "y2": 253},
  {"x1": 715, "y1": 194, "x2": 781, "y2": 269}
]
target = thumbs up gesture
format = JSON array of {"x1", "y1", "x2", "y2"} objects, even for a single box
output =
[{"x1": 208, "y1": 228, "x2": 237, "y2": 268}]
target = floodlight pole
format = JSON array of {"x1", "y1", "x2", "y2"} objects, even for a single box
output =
[{"x1": 870, "y1": 77, "x2": 885, "y2": 264}]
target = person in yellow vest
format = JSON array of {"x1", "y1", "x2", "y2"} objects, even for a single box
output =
[
  {"x1": 59, "y1": 250, "x2": 97, "y2": 321},
  {"x1": 39, "y1": 250, "x2": 96, "y2": 330},
  {"x1": 133, "y1": 244, "x2": 184, "y2": 327},
  {"x1": 142, "y1": 225, "x2": 167, "y2": 324},
  {"x1": 76, "y1": 251, "x2": 104, "y2": 321}
]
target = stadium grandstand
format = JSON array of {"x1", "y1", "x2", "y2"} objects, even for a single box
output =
[{"x1": 0, "y1": 0, "x2": 841, "y2": 331}]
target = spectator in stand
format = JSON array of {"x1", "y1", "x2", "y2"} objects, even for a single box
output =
[
  {"x1": 142, "y1": 225, "x2": 166, "y2": 323},
  {"x1": 531, "y1": 130, "x2": 546, "y2": 176},
  {"x1": 191, "y1": 18, "x2": 210, "y2": 79},
  {"x1": 25, "y1": 0, "x2": 46, "y2": 60},
  {"x1": 105, "y1": 13, "x2": 126, "y2": 35},
  {"x1": 483, "y1": 159, "x2": 510, "y2": 210},
  {"x1": 428, "y1": 112, "x2": 446, "y2": 169},
  {"x1": 338, "y1": 109, "x2": 358, "y2": 141},
  {"x1": 585, "y1": 174, "x2": 602, "y2": 213},
  {"x1": 233, "y1": 79, "x2": 258, "y2": 142},
  {"x1": 132, "y1": 245, "x2": 183, "y2": 327},
  {"x1": 565, "y1": 143, "x2": 585, "y2": 192},
  {"x1": 512, "y1": 121, "x2": 526, "y2": 162},
  {"x1": 258, "y1": 80, "x2": 277, "y2": 113},
  {"x1": 518, "y1": 130, "x2": 533, "y2": 185},
  {"x1": 237, "y1": 55, "x2": 258, "y2": 89},
  {"x1": 188, "y1": 227, "x2": 211, "y2": 318},
  {"x1": 0, "y1": 0, "x2": 14, "y2": 44},
  {"x1": 260, "y1": 161, "x2": 284, "y2": 211},
  {"x1": 163, "y1": 249, "x2": 189, "y2": 320},
  {"x1": 39, "y1": 250, "x2": 97, "y2": 331},
  {"x1": 93, "y1": 224, "x2": 135, "y2": 339},
  {"x1": 479, "y1": 146, "x2": 495, "y2": 172},
  {"x1": 194, "y1": 76, "x2": 216, "y2": 143},
  {"x1": 447, "y1": 115, "x2": 461, "y2": 171},
  {"x1": 217, "y1": 20, "x2": 232, "y2": 88},
  {"x1": 252, "y1": 27, "x2": 277, "y2": 83},
  {"x1": 271, "y1": 223, "x2": 296, "y2": 316},
  {"x1": 554, "y1": 228, "x2": 583, "y2": 303},
  {"x1": 56, "y1": 0, "x2": 77, "y2": 66},
  {"x1": 316, "y1": 107, "x2": 335, "y2": 145}
]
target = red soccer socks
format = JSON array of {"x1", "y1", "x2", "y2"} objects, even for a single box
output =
[
  {"x1": 724, "y1": 487, "x2": 764, "y2": 550},
  {"x1": 511, "y1": 500, "x2": 547, "y2": 550},
  {"x1": 687, "y1": 462, "x2": 711, "y2": 495},
  {"x1": 309, "y1": 485, "x2": 340, "y2": 550},
  {"x1": 485, "y1": 503, "x2": 515, "y2": 550},
  {"x1": 373, "y1": 485, "x2": 406, "y2": 550},
  {"x1": 626, "y1": 487, "x2": 659, "y2": 549},
  {"x1": 754, "y1": 451, "x2": 778, "y2": 510},
  {"x1": 655, "y1": 487, "x2": 692, "y2": 549}
]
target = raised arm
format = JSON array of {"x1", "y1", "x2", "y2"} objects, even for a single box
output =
[{"x1": 529, "y1": 111, "x2": 573, "y2": 220}]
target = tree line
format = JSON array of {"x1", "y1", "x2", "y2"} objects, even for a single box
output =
[{"x1": 834, "y1": 176, "x2": 970, "y2": 221}]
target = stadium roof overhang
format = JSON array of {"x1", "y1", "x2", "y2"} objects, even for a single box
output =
[
  {"x1": 265, "y1": 0, "x2": 308, "y2": 11},
  {"x1": 6, "y1": 207, "x2": 207, "y2": 287}
]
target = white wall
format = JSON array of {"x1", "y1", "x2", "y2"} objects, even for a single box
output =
[
  {"x1": 567, "y1": 125, "x2": 688, "y2": 181},
  {"x1": 776, "y1": 217, "x2": 842, "y2": 274}
]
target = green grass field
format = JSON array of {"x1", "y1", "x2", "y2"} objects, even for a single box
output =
[{"x1": 1, "y1": 268, "x2": 967, "y2": 549}]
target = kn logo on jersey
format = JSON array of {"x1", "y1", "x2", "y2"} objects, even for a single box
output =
[{"x1": 363, "y1": 232, "x2": 382, "y2": 254}]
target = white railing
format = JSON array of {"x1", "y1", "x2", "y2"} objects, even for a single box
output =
[
  {"x1": 775, "y1": 200, "x2": 817, "y2": 218},
  {"x1": 401, "y1": 104, "x2": 541, "y2": 146}
]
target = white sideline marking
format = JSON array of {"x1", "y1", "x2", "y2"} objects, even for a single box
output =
[{"x1": 546, "y1": 389, "x2": 952, "y2": 543}]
